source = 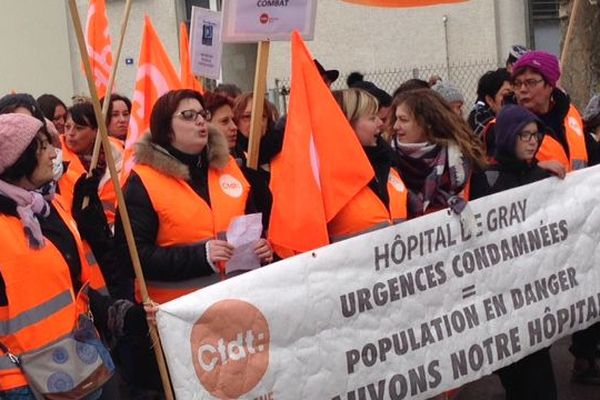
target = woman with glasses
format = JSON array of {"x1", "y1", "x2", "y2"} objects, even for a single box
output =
[
  {"x1": 59, "y1": 101, "x2": 123, "y2": 228},
  {"x1": 114, "y1": 89, "x2": 273, "y2": 397},
  {"x1": 117, "y1": 89, "x2": 273, "y2": 305},
  {"x1": 231, "y1": 92, "x2": 282, "y2": 175},
  {"x1": 470, "y1": 104, "x2": 561, "y2": 400}
]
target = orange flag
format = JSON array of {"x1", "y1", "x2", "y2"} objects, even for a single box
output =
[
  {"x1": 122, "y1": 15, "x2": 182, "y2": 179},
  {"x1": 268, "y1": 31, "x2": 374, "y2": 255},
  {"x1": 84, "y1": 0, "x2": 113, "y2": 98},
  {"x1": 342, "y1": 0, "x2": 467, "y2": 7},
  {"x1": 179, "y1": 23, "x2": 204, "y2": 93}
]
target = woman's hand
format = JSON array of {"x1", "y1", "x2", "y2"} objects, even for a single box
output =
[
  {"x1": 143, "y1": 300, "x2": 159, "y2": 327},
  {"x1": 255, "y1": 238, "x2": 273, "y2": 265},
  {"x1": 538, "y1": 160, "x2": 566, "y2": 179},
  {"x1": 207, "y1": 240, "x2": 235, "y2": 263}
]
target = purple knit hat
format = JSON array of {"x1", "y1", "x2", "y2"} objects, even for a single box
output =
[
  {"x1": 0, "y1": 113, "x2": 43, "y2": 174},
  {"x1": 512, "y1": 50, "x2": 561, "y2": 87}
]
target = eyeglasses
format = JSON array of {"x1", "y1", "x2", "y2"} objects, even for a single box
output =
[
  {"x1": 512, "y1": 79, "x2": 544, "y2": 90},
  {"x1": 174, "y1": 109, "x2": 211, "y2": 122},
  {"x1": 517, "y1": 130, "x2": 543, "y2": 142}
]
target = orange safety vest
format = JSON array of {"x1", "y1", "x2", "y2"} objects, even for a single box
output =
[
  {"x1": 328, "y1": 168, "x2": 408, "y2": 242},
  {"x1": 53, "y1": 195, "x2": 109, "y2": 296},
  {"x1": 536, "y1": 105, "x2": 588, "y2": 172},
  {"x1": 58, "y1": 136, "x2": 122, "y2": 226},
  {"x1": 482, "y1": 105, "x2": 588, "y2": 172},
  {"x1": 132, "y1": 156, "x2": 250, "y2": 303},
  {"x1": 0, "y1": 215, "x2": 83, "y2": 391}
]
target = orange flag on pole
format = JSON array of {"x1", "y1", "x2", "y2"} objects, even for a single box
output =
[
  {"x1": 179, "y1": 23, "x2": 204, "y2": 93},
  {"x1": 122, "y1": 15, "x2": 182, "y2": 179},
  {"x1": 268, "y1": 31, "x2": 374, "y2": 255},
  {"x1": 342, "y1": 0, "x2": 467, "y2": 7},
  {"x1": 84, "y1": 0, "x2": 113, "y2": 98}
]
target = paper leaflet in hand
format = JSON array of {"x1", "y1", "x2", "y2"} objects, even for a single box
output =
[{"x1": 225, "y1": 213, "x2": 262, "y2": 273}]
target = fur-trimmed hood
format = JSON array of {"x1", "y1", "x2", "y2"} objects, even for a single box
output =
[{"x1": 134, "y1": 125, "x2": 229, "y2": 180}]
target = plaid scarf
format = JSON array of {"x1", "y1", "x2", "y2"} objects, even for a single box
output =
[{"x1": 393, "y1": 140, "x2": 471, "y2": 218}]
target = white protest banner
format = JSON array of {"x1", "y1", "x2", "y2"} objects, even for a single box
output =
[
  {"x1": 157, "y1": 166, "x2": 600, "y2": 400},
  {"x1": 222, "y1": 0, "x2": 317, "y2": 42},
  {"x1": 190, "y1": 6, "x2": 222, "y2": 80}
]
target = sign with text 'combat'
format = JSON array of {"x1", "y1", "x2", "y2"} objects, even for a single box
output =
[
  {"x1": 157, "y1": 166, "x2": 600, "y2": 399},
  {"x1": 222, "y1": 0, "x2": 317, "y2": 42}
]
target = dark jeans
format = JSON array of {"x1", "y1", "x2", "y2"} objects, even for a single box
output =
[
  {"x1": 496, "y1": 347, "x2": 557, "y2": 400},
  {"x1": 570, "y1": 322, "x2": 600, "y2": 359}
]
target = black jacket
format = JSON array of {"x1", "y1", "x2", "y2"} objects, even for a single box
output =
[{"x1": 114, "y1": 131, "x2": 258, "y2": 288}]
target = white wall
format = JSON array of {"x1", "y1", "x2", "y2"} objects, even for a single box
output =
[
  {"x1": 266, "y1": 0, "x2": 528, "y2": 88},
  {"x1": 0, "y1": 0, "x2": 74, "y2": 101}
]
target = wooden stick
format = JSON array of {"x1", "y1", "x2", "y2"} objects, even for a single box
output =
[
  {"x1": 88, "y1": 0, "x2": 134, "y2": 174},
  {"x1": 66, "y1": 2, "x2": 175, "y2": 399},
  {"x1": 246, "y1": 40, "x2": 270, "y2": 170},
  {"x1": 560, "y1": 0, "x2": 581, "y2": 68}
]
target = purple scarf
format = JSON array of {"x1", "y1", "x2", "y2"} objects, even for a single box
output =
[{"x1": 0, "y1": 179, "x2": 50, "y2": 248}]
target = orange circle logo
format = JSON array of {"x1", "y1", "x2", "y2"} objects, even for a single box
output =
[{"x1": 190, "y1": 299, "x2": 270, "y2": 398}]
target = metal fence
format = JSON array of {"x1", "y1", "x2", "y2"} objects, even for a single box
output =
[{"x1": 269, "y1": 59, "x2": 500, "y2": 115}]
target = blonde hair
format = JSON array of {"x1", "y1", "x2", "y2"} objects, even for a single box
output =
[{"x1": 332, "y1": 88, "x2": 379, "y2": 127}]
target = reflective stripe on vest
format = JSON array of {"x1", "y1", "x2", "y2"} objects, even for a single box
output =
[
  {"x1": 0, "y1": 215, "x2": 78, "y2": 391},
  {"x1": 328, "y1": 168, "x2": 408, "y2": 242},
  {"x1": 133, "y1": 156, "x2": 250, "y2": 303},
  {"x1": 0, "y1": 290, "x2": 72, "y2": 336},
  {"x1": 53, "y1": 195, "x2": 108, "y2": 295},
  {"x1": 537, "y1": 105, "x2": 588, "y2": 172}
]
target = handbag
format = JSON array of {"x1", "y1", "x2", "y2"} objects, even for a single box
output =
[{"x1": 0, "y1": 313, "x2": 114, "y2": 400}]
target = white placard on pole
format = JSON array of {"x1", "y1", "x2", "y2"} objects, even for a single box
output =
[
  {"x1": 190, "y1": 6, "x2": 223, "y2": 80},
  {"x1": 222, "y1": 0, "x2": 317, "y2": 43}
]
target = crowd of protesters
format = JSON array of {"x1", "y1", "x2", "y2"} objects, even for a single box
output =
[{"x1": 0, "y1": 44, "x2": 599, "y2": 400}]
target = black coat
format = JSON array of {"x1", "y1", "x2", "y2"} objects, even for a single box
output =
[{"x1": 114, "y1": 134, "x2": 258, "y2": 289}]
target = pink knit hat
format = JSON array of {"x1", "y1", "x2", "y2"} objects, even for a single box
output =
[
  {"x1": 0, "y1": 113, "x2": 44, "y2": 174},
  {"x1": 512, "y1": 50, "x2": 561, "y2": 87}
]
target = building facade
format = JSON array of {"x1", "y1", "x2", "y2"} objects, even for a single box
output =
[{"x1": 0, "y1": 0, "x2": 562, "y2": 107}]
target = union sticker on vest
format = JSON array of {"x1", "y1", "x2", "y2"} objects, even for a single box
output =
[{"x1": 219, "y1": 174, "x2": 243, "y2": 198}]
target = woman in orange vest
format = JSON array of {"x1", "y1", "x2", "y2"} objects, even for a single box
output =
[
  {"x1": 0, "y1": 113, "x2": 152, "y2": 399},
  {"x1": 203, "y1": 91, "x2": 273, "y2": 230},
  {"x1": 389, "y1": 89, "x2": 487, "y2": 217},
  {"x1": 59, "y1": 101, "x2": 123, "y2": 227},
  {"x1": 116, "y1": 89, "x2": 273, "y2": 305},
  {"x1": 327, "y1": 88, "x2": 408, "y2": 242}
]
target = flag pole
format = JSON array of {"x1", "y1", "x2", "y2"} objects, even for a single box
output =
[
  {"x1": 246, "y1": 40, "x2": 270, "y2": 170},
  {"x1": 88, "y1": 0, "x2": 133, "y2": 174},
  {"x1": 560, "y1": 0, "x2": 581, "y2": 68},
  {"x1": 66, "y1": 2, "x2": 175, "y2": 399}
]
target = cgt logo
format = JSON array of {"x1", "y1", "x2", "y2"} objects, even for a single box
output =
[{"x1": 191, "y1": 299, "x2": 270, "y2": 398}]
